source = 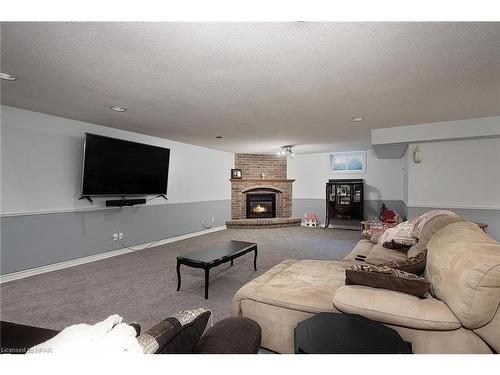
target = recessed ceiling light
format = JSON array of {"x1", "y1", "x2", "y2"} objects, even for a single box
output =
[
  {"x1": 110, "y1": 106, "x2": 127, "y2": 112},
  {"x1": 215, "y1": 136, "x2": 223, "y2": 139},
  {"x1": 0, "y1": 72, "x2": 17, "y2": 81},
  {"x1": 352, "y1": 117, "x2": 364, "y2": 122}
]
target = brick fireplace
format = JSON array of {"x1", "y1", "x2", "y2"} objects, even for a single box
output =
[{"x1": 226, "y1": 154, "x2": 301, "y2": 228}]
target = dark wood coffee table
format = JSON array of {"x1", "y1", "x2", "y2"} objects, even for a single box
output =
[
  {"x1": 176, "y1": 240, "x2": 258, "y2": 299},
  {"x1": 295, "y1": 312, "x2": 412, "y2": 354}
]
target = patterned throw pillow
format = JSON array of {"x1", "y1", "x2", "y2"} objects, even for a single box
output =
[
  {"x1": 137, "y1": 308, "x2": 211, "y2": 354},
  {"x1": 378, "y1": 221, "x2": 417, "y2": 249},
  {"x1": 379, "y1": 249, "x2": 427, "y2": 275},
  {"x1": 345, "y1": 264, "x2": 430, "y2": 297}
]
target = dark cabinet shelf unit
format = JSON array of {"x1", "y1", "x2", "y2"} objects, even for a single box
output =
[{"x1": 325, "y1": 179, "x2": 364, "y2": 229}]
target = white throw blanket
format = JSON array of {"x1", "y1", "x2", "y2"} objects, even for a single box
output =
[{"x1": 28, "y1": 314, "x2": 143, "y2": 354}]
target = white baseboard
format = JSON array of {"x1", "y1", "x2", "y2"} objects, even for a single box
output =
[{"x1": 0, "y1": 225, "x2": 226, "y2": 284}]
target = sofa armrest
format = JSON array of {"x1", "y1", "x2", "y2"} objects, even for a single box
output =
[
  {"x1": 333, "y1": 285, "x2": 460, "y2": 330},
  {"x1": 195, "y1": 317, "x2": 261, "y2": 354}
]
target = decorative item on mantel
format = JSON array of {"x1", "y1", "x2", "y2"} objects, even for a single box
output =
[
  {"x1": 260, "y1": 173, "x2": 266, "y2": 179},
  {"x1": 231, "y1": 169, "x2": 242, "y2": 179}
]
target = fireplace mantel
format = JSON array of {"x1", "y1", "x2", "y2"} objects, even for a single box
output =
[{"x1": 230, "y1": 178, "x2": 295, "y2": 183}]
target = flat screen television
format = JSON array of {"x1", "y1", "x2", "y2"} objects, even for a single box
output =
[{"x1": 81, "y1": 133, "x2": 170, "y2": 196}]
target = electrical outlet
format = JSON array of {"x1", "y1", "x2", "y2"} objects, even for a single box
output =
[
  {"x1": 118, "y1": 232, "x2": 123, "y2": 240},
  {"x1": 112, "y1": 233, "x2": 119, "y2": 241}
]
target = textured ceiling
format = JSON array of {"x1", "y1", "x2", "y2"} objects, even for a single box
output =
[{"x1": 1, "y1": 22, "x2": 499, "y2": 154}]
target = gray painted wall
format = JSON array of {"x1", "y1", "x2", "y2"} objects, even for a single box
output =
[
  {"x1": 1, "y1": 200, "x2": 230, "y2": 274},
  {"x1": 407, "y1": 206, "x2": 499, "y2": 241},
  {"x1": 293, "y1": 199, "x2": 407, "y2": 223},
  {"x1": 293, "y1": 199, "x2": 498, "y2": 240}
]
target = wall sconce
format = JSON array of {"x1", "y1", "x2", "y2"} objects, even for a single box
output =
[{"x1": 413, "y1": 145, "x2": 422, "y2": 164}]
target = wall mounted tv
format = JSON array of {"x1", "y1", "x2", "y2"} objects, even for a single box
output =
[{"x1": 81, "y1": 133, "x2": 170, "y2": 196}]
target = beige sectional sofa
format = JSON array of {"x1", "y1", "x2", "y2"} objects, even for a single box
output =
[{"x1": 231, "y1": 215, "x2": 500, "y2": 353}]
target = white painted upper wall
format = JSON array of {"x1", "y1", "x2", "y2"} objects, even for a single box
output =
[
  {"x1": 406, "y1": 137, "x2": 500, "y2": 209},
  {"x1": 3, "y1": 105, "x2": 498, "y2": 216},
  {"x1": 288, "y1": 150, "x2": 404, "y2": 201},
  {"x1": 0, "y1": 106, "x2": 234, "y2": 215},
  {"x1": 371, "y1": 116, "x2": 500, "y2": 145}
]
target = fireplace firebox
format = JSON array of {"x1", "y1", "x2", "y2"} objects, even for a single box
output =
[{"x1": 246, "y1": 193, "x2": 276, "y2": 219}]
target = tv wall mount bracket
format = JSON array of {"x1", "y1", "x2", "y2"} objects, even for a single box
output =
[{"x1": 78, "y1": 196, "x2": 94, "y2": 204}]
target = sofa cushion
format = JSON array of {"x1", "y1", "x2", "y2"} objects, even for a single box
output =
[
  {"x1": 388, "y1": 325, "x2": 492, "y2": 354},
  {"x1": 364, "y1": 244, "x2": 408, "y2": 265},
  {"x1": 333, "y1": 285, "x2": 461, "y2": 330},
  {"x1": 346, "y1": 264, "x2": 430, "y2": 297},
  {"x1": 378, "y1": 221, "x2": 417, "y2": 249},
  {"x1": 234, "y1": 259, "x2": 350, "y2": 314},
  {"x1": 424, "y1": 221, "x2": 500, "y2": 330},
  {"x1": 473, "y1": 304, "x2": 500, "y2": 353},
  {"x1": 236, "y1": 299, "x2": 314, "y2": 354},
  {"x1": 379, "y1": 249, "x2": 427, "y2": 275},
  {"x1": 344, "y1": 240, "x2": 409, "y2": 265},
  {"x1": 232, "y1": 260, "x2": 299, "y2": 317},
  {"x1": 254, "y1": 260, "x2": 351, "y2": 312},
  {"x1": 407, "y1": 215, "x2": 463, "y2": 258},
  {"x1": 342, "y1": 239, "x2": 374, "y2": 262}
]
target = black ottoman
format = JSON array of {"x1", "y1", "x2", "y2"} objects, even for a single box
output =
[
  {"x1": 1, "y1": 316, "x2": 262, "y2": 354},
  {"x1": 196, "y1": 317, "x2": 262, "y2": 354},
  {"x1": 295, "y1": 313, "x2": 412, "y2": 354}
]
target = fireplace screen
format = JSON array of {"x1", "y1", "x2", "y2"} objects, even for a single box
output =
[{"x1": 246, "y1": 193, "x2": 276, "y2": 219}]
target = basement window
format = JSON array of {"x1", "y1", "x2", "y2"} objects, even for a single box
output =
[{"x1": 329, "y1": 151, "x2": 366, "y2": 173}]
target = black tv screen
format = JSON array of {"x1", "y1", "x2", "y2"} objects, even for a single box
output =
[{"x1": 81, "y1": 133, "x2": 170, "y2": 196}]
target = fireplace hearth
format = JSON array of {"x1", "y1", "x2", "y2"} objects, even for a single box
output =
[{"x1": 246, "y1": 193, "x2": 276, "y2": 219}]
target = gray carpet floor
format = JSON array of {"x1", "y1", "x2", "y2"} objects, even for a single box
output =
[{"x1": 0, "y1": 227, "x2": 360, "y2": 331}]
